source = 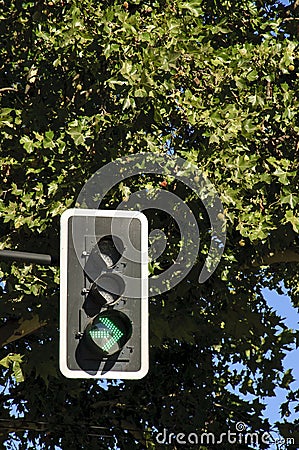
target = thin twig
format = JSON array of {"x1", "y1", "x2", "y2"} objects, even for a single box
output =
[{"x1": 0, "y1": 87, "x2": 18, "y2": 93}]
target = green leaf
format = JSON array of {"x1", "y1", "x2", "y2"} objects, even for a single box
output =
[
  {"x1": 246, "y1": 70, "x2": 258, "y2": 81},
  {"x1": 281, "y1": 194, "x2": 298, "y2": 209},
  {"x1": 20, "y1": 135, "x2": 35, "y2": 153},
  {"x1": 67, "y1": 125, "x2": 85, "y2": 146},
  {"x1": 281, "y1": 369, "x2": 294, "y2": 389},
  {"x1": 0, "y1": 354, "x2": 24, "y2": 383},
  {"x1": 284, "y1": 210, "x2": 299, "y2": 233},
  {"x1": 13, "y1": 360, "x2": 24, "y2": 383},
  {"x1": 179, "y1": 1, "x2": 202, "y2": 17}
]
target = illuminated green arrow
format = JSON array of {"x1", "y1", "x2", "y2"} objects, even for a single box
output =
[{"x1": 89, "y1": 317, "x2": 124, "y2": 352}]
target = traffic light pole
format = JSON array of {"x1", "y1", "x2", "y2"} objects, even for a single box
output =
[{"x1": 0, "y1": 250, "x2": 58, "y2": 266}]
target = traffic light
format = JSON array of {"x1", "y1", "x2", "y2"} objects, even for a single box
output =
[{"x1": 59, "y1": 209, "x2": 148, "y2": 379}]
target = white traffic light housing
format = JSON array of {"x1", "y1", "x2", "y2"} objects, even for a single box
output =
[{"x1": 60, "y1": 209, "x2": 148, "y2": 379}]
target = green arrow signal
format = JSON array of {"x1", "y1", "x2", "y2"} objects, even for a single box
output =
[{"x1": 89, "y1": 317, "x2": 124, "y2": 352}]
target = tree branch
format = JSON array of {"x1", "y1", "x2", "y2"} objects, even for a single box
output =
[
  {"x1": 0, "y1": 418, "x2": 112, "y2": 437},
  {"x1": 250, "y1": 248, "x2": 299, "y2": 268},
  {"x1": 110, "y1": 418, "x2": 147, "y2": 447},
  {"x1": 0, "y1": 315, "x2": 47, "y2": 348},
  {"x1": 0, "y1": 418, "x2": 47, "y2": 432},
  {"x1": 0, "y1": 87, "x2": 18, "y2": 93}
]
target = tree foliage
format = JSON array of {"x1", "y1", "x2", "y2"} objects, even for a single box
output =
[{"x1": 0, "y1": 0, "x2": 299, "y2": 448}]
